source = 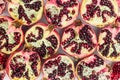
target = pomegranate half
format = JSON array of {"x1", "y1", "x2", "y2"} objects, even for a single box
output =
[
  {"x1": 76, "y1": 54, "x2": 111, "y2": 80},
  {"x1": 25, "y1": 23, "x2": 60, "y2": 59},
  {"x1": 61, "y1": 20, "x2": 97, "y2": 59},
  {"x1": 6, "y1": 49, "x2": 41, "y2": 80},
  {"x1": 42, "y1": 54, "x2": 75, "y2": 80},
  {"x1": 44, "y1": 0, "x2": 79, "y2": 28},
  {"x1": 0, "y1": 16, "x2": 24, "y2": 54},
  {"x1": 80, "y1": 0, "x2": 118, "y2": 28},
  {"x1": 97, "y1": 25, "x2": 120, "y2": 61},
  {"x1": 8, "y1": 0, "x2": 44, "y2": 25}
]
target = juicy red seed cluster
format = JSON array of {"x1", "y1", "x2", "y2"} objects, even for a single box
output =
[
  {"x1": 112, "y1": 62, "x2": 120, "y2": 74},
  {"x1": 0, "y1": 54, "x2": 7, "y2": 69},
  {"x1": 115, "y1": 32, "x2": 120, "y2": 43},
  {"x1": 22, "y1": 0, "x2": 32, "y2": 3},
  {"x1": 26, "y1": 27, "x2": 43, "y2": 42},
  {"x1": 46, "y1": 0, "x2": 78, "y2": 27},
  {"x1": 0, "y1": 73, "x2": 5, "y2": 80},
  {"x1": 46, "y1": 35, "x2": 58, "y2": 49},
  {"x1": 83, "y1": 0, "x2": 116, "y2": 22},
  {"x1": 18, "y1": 5, "x2": 31, "y2": 24},
  {"x1": 25, "y1": 1, "x2": 42, "y2": 11}
]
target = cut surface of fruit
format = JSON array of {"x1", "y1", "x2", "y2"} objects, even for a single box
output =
[
  {"x1": 44, "y1": 0, "x2": 79, "y2": 28},
  {"x1": 8, "y1": 0, "x2": 44, "y2": 25},
  {"x1": 80, "y1": 0, "x2": 118, "y2": 28},
  {"x1": 61, "y1": 21, "x2": 97, "y2": 59},
  {"x1": 25, "y1": 23, "x2": 60, "y2": 59},
  {"x1": 76, "y1": 55, "x2": 111, "y2": 80},
  {"x1": 42, "y1": 54, "x2": 75, "y2": 80},
  {"x1": 0, "y1": 16, "x2": 24, "y2": 54},
  {"x1": 97, "y1": 26, "x2": 120, "y2": 61},
  {"x1": 6, "y1": 50, "x2": 41, "y2": 80}
]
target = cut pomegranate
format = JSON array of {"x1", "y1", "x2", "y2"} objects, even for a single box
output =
[
  {"x1": 61, "y1": 20, "x2": 97, "y2": 59},
  {"x1": 76, "y1": 55, "x2": 111, "y2": 80},
  {"x1": 111, "y1": 62, "x2": 120, "y2": 80},
  {"x1": 6, "y1": 49, "x2": 41, "y2": 80},
  {"x1": 97, "y1": 25, "x2": 120, "y2": 61},
  {"x1": 0, "y1": 0, "x2": 6, "y2": 14},
  {"x1": 0, "y1": 53, "x2": 8, "y2": 80},
  {"x1": 80, "y1": 0, "x2": 118, "y2": 28},
  {"x1": 25, "y1": 23, "x2": 60, "y2": 59},
  {"x1": 0, "y1": 16, "x2": 24, "y2": 54},
  {"x1": 44, "y1": 0, "x2": 79, "y2": 28},
  {"x1": 42, "y1": 54, "x2": 75, "y2": 80},
  {"x1": 8, "y1": 0, "x2": 44, "y2": 25}
]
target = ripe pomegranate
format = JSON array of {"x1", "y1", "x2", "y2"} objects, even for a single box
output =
[
  {"x1": 0, "y1": 53, "x2": 8, "y2": 80},
  {"x1": 42, "y1": 54, "x2": 75, "y2": 80},
  {"x1": 61, "y1": 20, "x2": 97, "y2": 59},
  {"x1": 97, "y1": 25, "x2": 120, "y2": 61},
  {"x1": 44, "y1": 0, "x2": 79, "y2": 28},
  {"x1": 111, "y1": 62, "x2": 120, "y2": 80},
  {"x1": 0, "y1": 16, "x2": 24, "y2": 54},
  {"x1": 76, "y1": 55, "x2": 111, "y2": 80},
  {"x1": 80, "y1": 0, "x2": 118, "y2": 28},
  {"x1": 8, "y1": 0, "x2": 44, "y2": 25},
  {"x1": 6, "y1": 49, "x2": 41, "y2": 80},
  {"x1": 0, "y1": 0, "x2": 6, "y2": 14},
  {"x1": 25, "y1": 23, "x2": 60, "y2": 59}
]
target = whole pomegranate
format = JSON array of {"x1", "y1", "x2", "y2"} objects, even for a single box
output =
[
  {"x1": 0, "y1": 0, "x2": 6, "y2": 14},
  {"x1": 25, "y1": 23, "x2": 60, "y2": 59},
  {"x1": 6, "y1": 49, "x2": 41, "y2": 80},
  {"x1": 44, "y1": 0, "x2": 79, "y2": 28},
  {"x1": 8, "y1": 0, "x2": 44, "y2": 25},
  {"x1": 42, "y1": 54, "x2": 75, "y2": 80},
  {"x1": 97, "y1": 25, "x2": 120, "y2": 61},
  {"x1": 0, "y1": 53, "x2": 8, "y2": 80},
  {"x1": 0, "y1": 16, "x2": 24, "y2": 54},
  {"x1": 76, "y1": 55, "x2": 111, "y2": 80},
  {"x1": 80, "y1": 0, "x2": 118, "y2": 28},
  {"x1": 111, "y1": 62, "x2": 120, "y2": 80},
  {"x1": 61, "y1": 20, "x2": 97, "y2": 59}
]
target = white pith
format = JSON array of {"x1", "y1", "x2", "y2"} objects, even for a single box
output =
[
  {"x1": 43, "y1": 55, "x2": 75, "y2": 80},
  {"x1": 25, "y1": 24, "x2": 60, "y2": 59},
  {"x1": 98, "y1": 27, "x2": 120, "y2": 61},
  {"x1": 76, "y1": 55, "x2": 111, "y2": 80},
  {"x1": 45, "y1": 0, "x2": 79, "y2": 28},
  {"x1": 0, "y1": 18, "x2": 23, "y2": 54},
  {"x1": 61, "y1": 25, "x2": 97, "y2": 58},
  {"x1": 80, "y1": 0, "x2": 118, "y2": 27},
  {"x1": 8, "y1": 0, "x2": 43, "y2": 25},
  {"x1": 8, "y1": 51, "x2": 41, "y2": 80}
]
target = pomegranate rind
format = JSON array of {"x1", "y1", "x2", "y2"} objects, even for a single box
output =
[
  {"x1": 6, "y1": 50, "x2": 41, "y2": 80},
  {"x1": 44, "y1": 0, "x2": 80, "y2": 28},
  {"x1": 42, "y1": 54, "x2": 75, "y2": 80},
  {"x1": 25, "y1": 23, "x2": 60, "y2": 59},
  {"x1": 80, "y1": 0, "x2": 119, "y2": 28},
  {"x1": 8, "y1": 0, "x2": 44, "y2": 25},
  {"x1": 61, "y1": 23, "x2": 97, "y2": 59},
  {"x1": 0, "y1": 16, "x2": 24, "y2": 55},
  {"x1": 76, "y1": 55, "x2": 111, "y2": 80}
]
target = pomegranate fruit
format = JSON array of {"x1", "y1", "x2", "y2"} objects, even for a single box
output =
[
  {"x1": 0, "y1": 0, "x2": 6, "y2": 14},
  {"x1": 44, "y1": 0, "x2": 79, "y2": 28},
  {"x1": 42, "y1": 54, "x2": 75, "y2": 80},
  {"x1": 76, "y1": 55, "x2": 111, "y2": 80},
  {"x1": 97, "y1": 25, "x2": 120, "y2": 61},
  {"x1": 111, "y1": 62, "x2": 120, "y2": 80},
  {"x1": 80, "y1": 0, "x2": 118, "y2": 28},
  {"x1": 61, "y1": 20, "x2": 97, "y2": 59},
  {"x1": 0, "y1": 16, "x2": 23, "y2": 54},
  {"x1": 0, "y1": 53, "x2": 8, "y2": 80},
  {"x1": 6, "y1": 49, "x2": 41, "y2": 80},
  {"x1": 8, "y1": 0, "x2": 44, "y2": 25},
  {"x1": 25, "y1": 23, "x2": 60, "y2": 59}
]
